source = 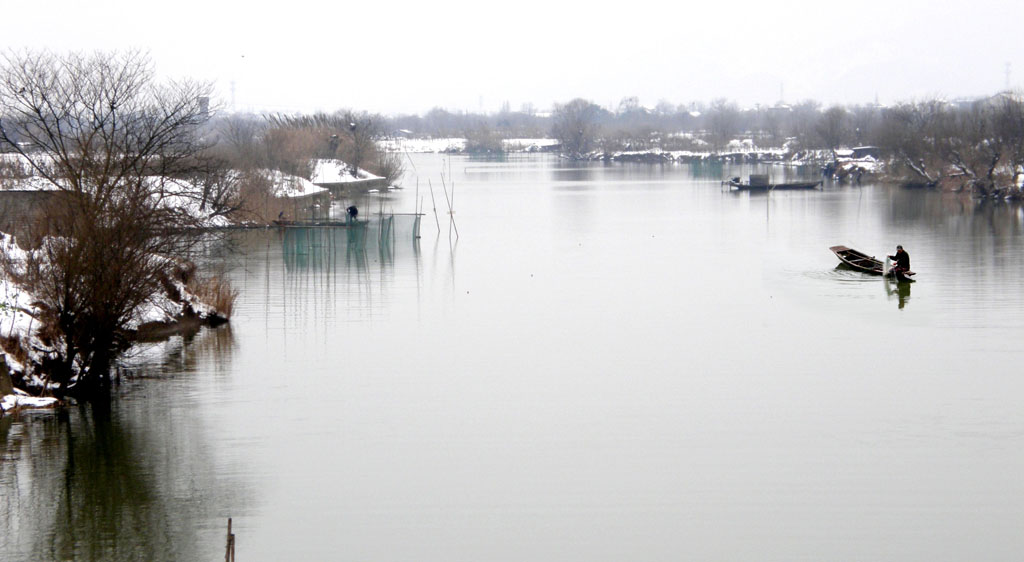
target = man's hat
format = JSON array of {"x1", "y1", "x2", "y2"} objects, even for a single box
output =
[{"x1": 896, "y1": 245, "x2": 903, "y2": 250}]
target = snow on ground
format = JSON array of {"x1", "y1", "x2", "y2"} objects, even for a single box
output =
[
  {"x1": 1, "y1": 174, "x2": 232, "y2": 228},
  {"x1": 726, "y1": 139, "x2": 756, "y2": 150},
  {"x1": 502, "y1": 138, "x2": 559, "y2": 151},
  {"x1": 379, "y1": 137, "x2": 559, "y2": 153},
  {"x1": 310, "y1": 159, "x2": 383, "y2": 184},
  {"x1": 261, "y1": 169, "x2": 328, "y2": 198},
  {"x1": 0, "y1": 175, "x2": 63, "y2": 191},
  {"x1": 834, "y1": 157, "x2": 881, "y2": 175},
  {"x1": 1, "y1": 393, "x2": 59, "y2": 414},
  {"x1": 0, "y1": 230, "x2": 227, "y2": 398},
  {"x1": 0, "y1": 152, "x2": 54, "y2": 170},
  {"x1": 0, "y1": 234, "x2": 53, "y2": 388},
  {"x1": 150, "y1": 177, "x2": 232, "y2": 228},
  {"x1": 378, "y1": 138, "x2": 466, "y2": 153},
  {"x1": 126, "y1": 273, "x2": 214, "y2": 330}
]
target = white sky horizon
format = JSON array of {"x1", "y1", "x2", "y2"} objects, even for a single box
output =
[{"x1": 3, "y1": 0, "x2": 1021, "y2": 116}]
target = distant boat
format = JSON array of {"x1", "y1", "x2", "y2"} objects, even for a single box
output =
[
  {"x1": 829, "y1": 245, "x2": 916, "y2": 282},
  {"x1": 726, "y1": 174, "x2": 821, "y2": 190}
]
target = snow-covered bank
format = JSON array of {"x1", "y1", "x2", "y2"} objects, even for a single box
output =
[
  {"x1": 378, "y1": 137, "x2": 466, "y2": 153},
  {"x1": 568, "y1": 145, "x2": 883, "y2": 177},
  {"x1": 1, "y1": 156, "x2": 392, "y2": 230},
  {"x1": 1, "y1": 391, "x2": 59, "y2": 415},
  {"x1": 378, "y1": 138, "x2": 560, "y2": 154},
  {"x1": 0, "y1": 232, "x2": 231, "y2": 400},
  {"x1": 575, "y1": 146, "x2": 789, "y2": 164},
  {"x1": 262, "y1": 170, "x2": 328, "y2": 198},
  {"x1": 378, "y1": 136, "x2": 855, "y2": 165},
  {"x1": 310, "y1": 159, "x2": 384, "y2": 185},
  {"x1": 502, "y1": 138, "x2": 560, "y2": 152}
]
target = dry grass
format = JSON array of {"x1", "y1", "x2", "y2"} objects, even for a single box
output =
[
  {"x1": 0, "y1": 334, "x2": 30, "y2": 369},
  {"x1": 370, "y1": 151, "x2": 405, "y2": 185},
  {"x1": 187, "y1": 274, "x2": 238, "y2": 319},
  {"x1": 233, "y1": 172, "x2": 297, "y2": 223}
]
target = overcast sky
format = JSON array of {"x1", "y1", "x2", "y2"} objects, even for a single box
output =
[{"x1": 4, "y1": 0, "x2": 1022, "y2": 115}]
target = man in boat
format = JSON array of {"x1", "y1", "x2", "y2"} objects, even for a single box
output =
[{"x1": 888, "y1": 245, "x2": 910, "y2": 275}]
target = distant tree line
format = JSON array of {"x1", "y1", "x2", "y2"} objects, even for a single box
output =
[{"x1": 383, "y1": 94, "x2": 1024, "y2": 197}]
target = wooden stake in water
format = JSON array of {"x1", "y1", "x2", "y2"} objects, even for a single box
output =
[
  {"x1": 225, "y1": 518, "x2": 236, "y2": 562},
  {"x1": 440, "y1": 172, "x2": 459, "y2": 240},
  {"x1": 428, "y1": 179, "x2": 441, "y2": 233}
]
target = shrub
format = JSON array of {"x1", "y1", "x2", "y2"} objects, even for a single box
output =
[{"x1": 187, "y1": 274, "x2": 238, "y2": 320}]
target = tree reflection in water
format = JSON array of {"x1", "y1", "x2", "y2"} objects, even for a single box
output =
[{"x1": 0, "y1": 325, "x2": 245, "y2": 562}]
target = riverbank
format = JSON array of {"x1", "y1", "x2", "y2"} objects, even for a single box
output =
[
  {"x1": 379, "y1": 137, "x2": 877, "y2": 170},
  {"x1": 0, "y1": 233, "x2": 233, "y2": 403},
  {"x1": 378, "y1": 137, "x2": 559, "y2": 154},
  {"x1": 0, "y1": 390, "x2": 59, "y2": 414}
]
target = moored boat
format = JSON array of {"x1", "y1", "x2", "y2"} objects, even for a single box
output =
[
  {"x1": 726, "y1": 174, "x2": 821, "y2": 190},
  {"x1": 829, "y1": 245, "x2": 916, "y2": 281}
]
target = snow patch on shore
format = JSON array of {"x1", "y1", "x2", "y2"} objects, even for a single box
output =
[
  {"x1": 378, "y1": 138, "x2": 466, "y2": 153},
  {"x1": 1, "y1": 393, "x2": 59, "y2": 414},
  {"x1": 502, "y1": 138, "x2": 559, "y2": 152},
  {"x1": 310, "y1": 159, "x2": 383, "y2": 184},
  {"x1": 378, "y1": 137, "x2": 559, "y2": 154},
  {"x1": 261, "y1": 170, "x2": 328, "y2": 198}
]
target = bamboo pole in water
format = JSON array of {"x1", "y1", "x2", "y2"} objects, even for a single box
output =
[
  {"x1": 440, "y1": 172, "x2": 459, "y2": 240},
  {"x1": 225, "y1": 518, "x2": 235, "y2": 562},
  {"x1": 428, "y1": 179, "x2": 441, "y2": 233}
]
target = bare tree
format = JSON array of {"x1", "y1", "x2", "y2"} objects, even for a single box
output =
[
  {"x1": 706, "y1": 98, "x2": 741, "y2": 149},
  {"x1": 341, "y1": 110, "x2": 381, "y2": 177},
  {"x1": 993, "y1": 94, "x2": 1024, "y2": 193},
  {"x1": 0, "y1": 50, "x2": 221, "y2": 398},
  {"x1": 215, "y1": 113, "x2": 265, "y2": 170},
  {"x1": 464, "y1": 121, "x2": 504, "y2": 153},
  {"x1": 933, "y1": 104, "x2": 1002, "y2": 194},
  {"x1": 876, "y1": 101, "x2": 945, "y2": 186},
  {"x1": 848, "y1": 104, "x2": 882, "y2": 146},
  {"x1": 784, "y1": 100, "x2": 822, "y2": 148},
  {"x1": 816, "y1": 106, "x2": 847, "y2": 163},
  {"x1": 551, "y1": 98, "x2": 603, "y2": 158}
]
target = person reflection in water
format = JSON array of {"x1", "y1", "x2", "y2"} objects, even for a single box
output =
[
  {"x1": 896, "y1": 281, "x2": 911, "y2": 309},
  {"x1": 886, "y1": 277, "x2": 912, "y2": 309}
]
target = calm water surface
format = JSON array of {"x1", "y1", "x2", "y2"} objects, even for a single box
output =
[{"x1": 3, "y1": 155, "x2": 1024, "y2": 561}]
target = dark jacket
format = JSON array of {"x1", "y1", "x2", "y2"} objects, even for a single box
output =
[{"x1": 889, "y1": 249, "x2": 910, "y2": 270}]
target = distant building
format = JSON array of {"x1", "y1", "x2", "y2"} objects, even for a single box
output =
[{"x1": 950, "y1": 91, "x2": 1024, "y2": 111}]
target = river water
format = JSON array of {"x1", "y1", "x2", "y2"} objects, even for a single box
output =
[{"x1": 3, "y1": 154, "x2": 1024, "y2": 561}]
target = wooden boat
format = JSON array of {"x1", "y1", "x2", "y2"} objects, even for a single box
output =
[
  {"x1": 726, "y1": 175, "x2": 821, "y2": 190},
  {"x1": 829, "y1": 245, "x2": 916, "y2": 282}
]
